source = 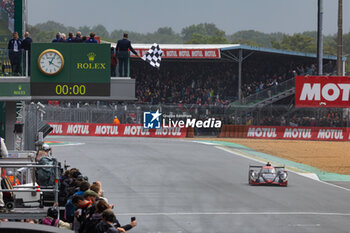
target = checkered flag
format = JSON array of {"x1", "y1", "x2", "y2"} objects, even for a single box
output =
[{"x1": 141, "y1": 43, "x2": 163, "y2": 69}]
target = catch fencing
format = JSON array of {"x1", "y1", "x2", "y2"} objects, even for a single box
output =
[{"x1": 41, "y1": 103, "x2": 350, "y2": 130}]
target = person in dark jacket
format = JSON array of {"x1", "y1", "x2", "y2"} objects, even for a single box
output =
[
  {"x1": 95, "y1": 209, "x2": 137, "y2": 233},
  {"x1": 21, "y1": 31, "x2": 32, "y2": 75},
  {"x1": 86, "y1": 32, "x2": 98, "y2": 43},
  {"x1": 8, "y1": 32, "x2": 22, "y2": 76},
  {"x1": 95, "y1": 207, "x2": 136, "y2": 233},
  {"x1": 116, "y1": 33, "x2": 138, "y2": 77},
  {"x1": 72, "y1": 195, "x2": 95, "y2": 233},
  {"x1": 66, "y1": 32, "x2": 74, "y2": 42},
  {"x1": 52, "y1": 32, "x2": 63, "y2": 43},
  {"x1": 74, "y1": 31, "x2": 83, "y2": 43}
]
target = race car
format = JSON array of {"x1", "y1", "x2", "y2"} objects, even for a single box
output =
[{"x1": 248, "y1": 162, "x2": 288, "y2": 186}]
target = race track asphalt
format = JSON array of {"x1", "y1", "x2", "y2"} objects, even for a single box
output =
[{"x1": 51, "y1": 136, "x2": 350, "y2": 233}]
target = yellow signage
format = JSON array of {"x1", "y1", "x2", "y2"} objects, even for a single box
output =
[{"x1": 76, "y1": 52, "x2": 106, "y2": 70}]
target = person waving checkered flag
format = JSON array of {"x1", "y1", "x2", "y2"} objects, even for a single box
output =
[{"x1": 141, "y1": 43, "x2": 163, "y2": 68}]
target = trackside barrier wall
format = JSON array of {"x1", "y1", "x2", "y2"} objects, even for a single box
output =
[
  {"x1": 219, "y1": 125, "x2": 246, "y2": 138},
  {"x1": 186, "y1": 127, "x2": 194, "y2": 138},
  {"x1": 48, "y1": 123, "x2": 187, "y2": 138},
  {"x1": 219, "y1": 125, "x2": 350, "y2": 141}
]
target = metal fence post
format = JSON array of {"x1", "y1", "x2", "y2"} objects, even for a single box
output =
[
  {"x1": 54, "y1": 158, "x2": 59, "y2": 219},
  {"x1": 25, "y1": 50, "x2": 28, "y2": 78}
]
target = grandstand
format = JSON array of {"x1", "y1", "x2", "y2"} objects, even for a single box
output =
[{"x1": 121, "y1": 43, "x2": 340, "y2": 107}]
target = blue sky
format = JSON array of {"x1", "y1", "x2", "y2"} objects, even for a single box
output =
[{"x1": 28, "y1": 0, "x2": 350, "y2": 35}]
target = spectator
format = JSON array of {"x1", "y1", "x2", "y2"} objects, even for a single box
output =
[
  {"x1": 74, "y1": 31, "x2": 83, "y2": 43},
  {"x1": 94, "y1": 201, "x2": 136, "y2": 233},
  {"x1": 8, "y1": 31, "x2": 22, "y2": 76},
  {"x1": 82, "y1": 36, "x2": 87, "y2": 43},
  {"x1": 91, "y1": 199, "x2": 109, "y2": 224},
  {"x1": 42, "y1": 207, "x2": 71, "y2": 229},
  {"x1": 116, "y1": 33, "x2": 138, "y2": 77},
  {"x1": 111, "y1": 47, "x2": 117, "y2": 77},
  {"x1": 72, "y1": 195, "x2": 95, "y2": 233},
  {"x1": 74, "y1": 181, "x2": 90, "y2": 196},
  {"x1": 21, "y1": 31, "x2": 32, "y2": 75},
  {"x1": 66, "y1": 32, "x2": 74, "y2": 43},
  {"x1": 84, "y1": 189, "x2": 98, "y2": 204},
  {"x1": 52, "y1": 32, "x2": 62, "y2": 43},
  {"x1": 95, "y1": 209, "x2": 136, "y2": 233},
  {"x1": 61, "y1": 33, "x2": 67, "y2": 42},
  {"x1": 86, "y1": 32, "x2": 98, "y2": 43}
]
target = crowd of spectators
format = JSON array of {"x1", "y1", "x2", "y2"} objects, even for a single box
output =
[
  {"x1": 0, "y1": 166, "x2": 137, "y2": 233},
  {"x1": 58, "y1": 168, "x2": 137, "y2": 233},
  {"x1": 132, "y1": 61, "x2": 235, "y2": 106},
  {"x1": 132, "y1": 58, "x2": 336, "y2": 105},
  {"x1": 229, "y1": 110, "x2": 346, "y2": 128},
  {"x1": 284, "y1": 111, "x2": 344, "y2": 127},
  {"x1": 52, "y1": 31, "x2": 98, "y2": 43},
  {"x1": 240, "y1": 63, "x2": 318, "y2": 98},
  {"x1": 1, "y1": 0, "x2": 14, "y2": 18}
]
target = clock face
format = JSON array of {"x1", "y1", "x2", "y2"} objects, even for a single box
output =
[{"x1": 38, "y1": 49, "x2": 64, "y2": 75}]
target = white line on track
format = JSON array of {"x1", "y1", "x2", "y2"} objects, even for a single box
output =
[
  {"x1": 189, "y1": 141, "x2": 220, "y2": 146},
  {"x1": 287, "y1": 224, "x2": 321, "y2": 227},
  {"x1": 215, "y1": 146, "x2": 350, "y2": 193},
  {"x1": 116, "y1": 211, "x2": 350, "y2": 216},
  {"x1": 50, "y1": 143, "x2": 85, "y2": 147}
]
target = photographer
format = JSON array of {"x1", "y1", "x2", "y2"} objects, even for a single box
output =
[{"x1": 36, "y1": 143, "x2": 52, "y2": 162}]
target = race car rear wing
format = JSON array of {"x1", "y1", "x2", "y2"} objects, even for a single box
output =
[{"x1": 249, "y1": 165, "x2": 285, "y2": 169}]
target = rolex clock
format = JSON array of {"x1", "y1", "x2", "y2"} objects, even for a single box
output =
[{"x1": 37, "y1": 49, "x2": 64, "y2": 75}]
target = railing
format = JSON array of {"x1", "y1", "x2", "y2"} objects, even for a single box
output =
[
  {"x1": 232, "y1": 78, "x2": 295, "y2": 106},
  {"x1": 0, "y1": 159, "x2": 60, "y2": 217},
  {"x1": 0, "y1": 47, "x2": 128, "y2": 78}
]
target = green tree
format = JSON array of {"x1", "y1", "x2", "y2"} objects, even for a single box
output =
[
  {"x1": 181, "y1": 23, "x2": 226, "y2": 43},
  {"x1": 229, "y1": 30, "x2": 280, "y2": 47},
  {"x1": 185, "y1": 33, "x2": 208, "y2": 44},
  {"x1": 231, "y1": 38, "x2": 263, "y2": 47},
  {"x1": 34, "y1": 21, "x2": 70, "y2": 33},
  {"x1": 207, "y1": 30, "x2": 228, "y2": 44},
  {"x1": 271, "y1": 33, "x2": 316, "y2": 53},
  {"x1": 182, "y1": 23, "x2": 227, "y2": 44},
  {"x1": 91, "y1": 24, "x2": 109, "y2": 39},
  {"x1": 156, "y1": 27, "x2": 175, "y2": 35}
]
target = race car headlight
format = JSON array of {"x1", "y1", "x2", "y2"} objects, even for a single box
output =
[
  {"x1": 251, "y1": 171, "x2": 258, "y2": 180},
  {"x1": 279, "y1": 171, "x2": 288, "y2": 180}
]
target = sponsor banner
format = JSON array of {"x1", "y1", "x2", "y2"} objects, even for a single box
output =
[
  {"x1": 48, "y1": 123, "x2": 187, "y2": 138},
  {"x1": 295, "y1": 76, "x2": 350, "y2": 108},
  {"x1": 246, "y1": 126, "x2": 349, "y2": 141},
  {"x1": 131, "y1": 48, "x2": 220, "y2": 59}
]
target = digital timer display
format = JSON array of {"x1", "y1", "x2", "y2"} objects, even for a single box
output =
[
  {"x1": 55, "y1": 84, "x2": 86, "y2": 95},
  {"x1": 30, "y1": 83, "x2": 110, "y2": 96}
]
